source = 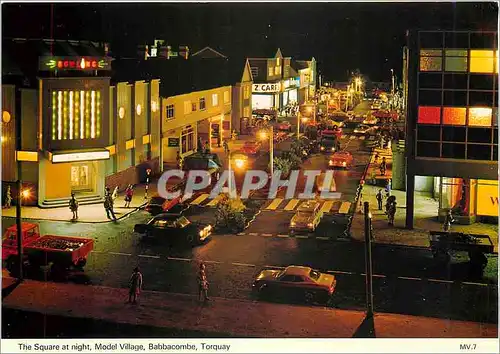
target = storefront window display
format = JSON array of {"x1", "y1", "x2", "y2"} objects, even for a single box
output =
[{"x1": 439, "y1": 177, "x2": 472, "y2": 216}]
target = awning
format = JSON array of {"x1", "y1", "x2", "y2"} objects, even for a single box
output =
[{"x1": 48, "y1": 149, "x2": 110, "y2": 163}]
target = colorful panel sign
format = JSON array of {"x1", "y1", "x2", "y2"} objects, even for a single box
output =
[
  {"x1": 39, "y1": 57, "x2": 112, "y2": 71},
  {"x1": 476, "y1": 180, "x2": 499, "y2": 216},
  {"x1": 52, "y1": 150, "x2": 110, "y2": 163},
  {"x1": 417, "y1": 106, "x2": 441, "y2": 124},
  {"x1": 442, "y1": 107, "x2": 466, "y2": 125},
  {"x1": 468, "y1": 107, "x2": 492, "y2": 127},
  {"x1": 252, "y1": 83, "x2": 281, "y2": 93}
]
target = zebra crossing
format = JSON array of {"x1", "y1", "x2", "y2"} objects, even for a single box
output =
[
  {"x1": 341, "y1": 135, "x2": 366, "y2": 140},
  {"x1": 263, "y1": 198, "x2": 353, "y2": 214}
]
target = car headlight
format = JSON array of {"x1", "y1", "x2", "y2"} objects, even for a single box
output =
[
  {"x1": 291, "y1": 222, "x2": 296, "y2": 227},
  {"x1": 199, "y1": 230, "x2": 204, "y2": 237},
  {"x1": 342, "y1": 161, "x2": 346, "y2": 166},
  {"x1": 307, "y1": 223, "x2": 313, "y2": 228},
  {"x1": 320, "y1": 146, "x2": 325, "y2": 151},
  {"x1": 331, "y1": 147, "x2": 335, "y2": 151},
  {"x1": 328, "y1": 160, "x2": 333, "y2": 166}
]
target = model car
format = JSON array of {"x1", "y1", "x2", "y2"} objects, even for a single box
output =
[
  {"x1": 353, "y1": 124, "x2": 377, "y2": 135},
  {"x1": 276, "y1": 120, "x2": 292, "y2": 132},
  {"x1": 145, "y1": 195, "x2": 188, "y2": 216},
  {"x1": 362, "y1": 116, "x2": 379, "y2": 125},
  {"x1": 252, "y1": 265, "x2": 337, "y2": 304},
  {"x1": 289, "y1": 201, "x2": 323, "y2": 233},
  {"x1": 134, "y1": 214, "x2": 212, "y2": 246},
  {"x1": 328, "y1": 151, "x2": 354, "y2": 169},
  {"x1": 318, "y1": 136, "x2": 338, "y2": 153},
  {"x1": 240, "y1": 140, "x2": 262, "y2": 156}
]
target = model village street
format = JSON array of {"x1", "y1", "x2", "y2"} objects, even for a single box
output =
[{"x1": 2, "y1": 101, "x2": 497, "y2": 334}]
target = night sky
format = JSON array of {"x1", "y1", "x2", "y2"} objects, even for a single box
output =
[{"x1": 2, "y1": 2, "x2": 498, "y2": 81}]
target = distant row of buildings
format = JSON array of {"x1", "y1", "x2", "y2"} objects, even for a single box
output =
[{"x1": 1, "y1": 38, "x2": 316, "y2": 206}]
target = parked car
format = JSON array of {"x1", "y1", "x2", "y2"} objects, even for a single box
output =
[
  {"x1": 328, "y1": 151, "x2": 354, "y2": 169},
  {"x1": 362, "y1": 116, "x2": 379, "y2": 125},
  {"x1": 276, "y1": 120, "x2": 292, "y2": 132},
  {"x1": 240, "y1": 140, "x2": 262, "y2": 156},
  {"x1": 289, "y1": 201, "x2": 323, "y2": 233},
  {"x1": 134, "y1": 214, "x2": 212, "y2": 246},
  {"x1": 252, "y1": 265, "x2": 337, "y2": 304}
]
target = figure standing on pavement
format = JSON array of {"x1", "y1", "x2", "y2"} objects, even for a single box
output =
[
  {"x1": 69, "y1": 193, "x2": 79, "y2": 220},
  {"x1": 197, "y1": 136, "x2": 203, "y2": 152},
  {"x1": 387, "y1": 200, "x2": 397, "y2": 226},
  {"x1": 223, "y1": 140, "x2": 229, "y2": 155},
  {"x1": 198, "y1": 262, "x2": 210, "y2": 302},
  {"x1": 204, "y1": 141, "x2": 210, "y2": 154},
  {"x1": 385, "y1": 178, "x2": 392, "y2": 198},
  {"x1": 128, "y1": 267, "x2": 143, "y2": 304},
  {"x1": 124, "y1": 184, "x2": 134, "y2": 208},
  {"x1": 379, "y1": 157, "x2": 387, "y2": 176},
  {"x1": 4, "y1": 185, "x2": 12, "y2": 209},
  {"x1": 443, "y1": 209, "x2": 455, "y2": 232},
  {"x1": 376, "y1": 189, "x2": 383, "y2": 210},
  {"x1": 104, "y1": 192, "x2": 117, "y2": 221},
  {"x1": 176, "y1": 151, "x2": 183, "y2": 170}
]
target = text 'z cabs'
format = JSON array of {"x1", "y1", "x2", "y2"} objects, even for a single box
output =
[
  {"x1": 252, "y1": 265, "x2": 337, "y2": 304},
  {"x1": 134, "y1": 214, "x2": 212, "y2": 247},
  {"x1": 289, "y1": 201, "x2": 323, "y2": 234}
]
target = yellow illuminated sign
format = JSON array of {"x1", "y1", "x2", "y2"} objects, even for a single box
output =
[
  {"x1": 476, "y1": 180, "x2": 499, "y2": 216},
  {"x1": 52, "y1": 151, "x2": 110, "y2": 163}
]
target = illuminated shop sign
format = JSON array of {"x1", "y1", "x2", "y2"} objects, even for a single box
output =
[
  {"x1": 252, "y1": 83, "x2": 281, "y2": 93},
  {"x1": 51, "y1": 150, "x2": 110, "y2": 163},
  {"x1": 476, "y1": 180, "x2": 499, "y2": 216},
  {"x1": 283, "y1": 78, "x2": 299, "y2": 89},
  {"x1": 39, "y1": 57, "x2": 112, "y2": 71}
]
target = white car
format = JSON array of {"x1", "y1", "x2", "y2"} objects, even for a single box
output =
[
  {"x1": 362, "y1": 117, "x2": 379, "y2": 125},
  {"x1": 353, "y1": 124, "x2": 378, "y2": 135}
]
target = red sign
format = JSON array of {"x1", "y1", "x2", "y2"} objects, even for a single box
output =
[{"x1": 39, "y1": 56, "x2": 112, "y2": 71}]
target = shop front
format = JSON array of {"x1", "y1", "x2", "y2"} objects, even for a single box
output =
[
  {"x1": 436, "y1": 177, "x2": 498, "y2": 223},
  {"x1": 251, "y1": 83, "x2": 280, "y2": 110},
  {"x1": 281, "y1": 77, "x2": 299, "y2": 106}
]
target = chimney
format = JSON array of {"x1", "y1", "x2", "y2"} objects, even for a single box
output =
[{"x1": 179, "y1": 45, "x2": 189, "y2": 60}]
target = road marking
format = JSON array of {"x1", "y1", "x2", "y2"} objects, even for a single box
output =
[
  {"x1": 428, "y1": 278, "x2": 453, "y2": 284},
  {"x1": 262, "y1": 233, "x2": 273, "y2": 237},
  {"x1": 320, "y1": 200, "x2": 334, "y2": 213},
  {"x1": 238, "y1": 232, "x2": 246, "y2": 236},
  {"x1": 316, "y1": 236, "x2": 330, "y2": 240},
  {"x1": 249, "y1": 232, "x2": 259, "y2": 236},
  {"x1": 349, "y1": 136, "x2": 356, "y2": 140},
  {"x1": 462, "y1": 281, "x2": 488, "y2": 287},
  {"x1": 203, "y1": 260, "x2": 222, "y2": 264},
  {"x1": 232, "y1": 262, "x2": 256, "y2": 267},
  {"x1": 167, "y1": 256, "x2": 191, "y2": 262},
  {"x1": 338, "y1": 201, "x2": 352, "y2": 214},
  {"x1": 284, "y1": 199, "x2": 300, "y2": 211},
  {"x1": 91, "y1": 250, "x2": 104, "y2": 254},
  {"x1": 138, "y1": 254, "x2": 161, "y2": 259},
  {"x1": 266, "y1": 198, "x2": 284, "y2": 210},
  {"x1": 264, "y1": 265, "x2": 286, "y2": 269},
  {"x1": 327, "y1": 270, "x2": 354, "y2": 275},
  {"x1": 277, "y1": 234, "x2": 288, "y2": 238},
  {"x1": 372, "y1": 274, "x2": 387, "y2": 278},
  {"x1": 398, "y1": 276, "x2": 422, "y2": 281},
  {"x1": 109, "y1": 252, "x2": 132, "y2": 256},
  {"x1": 206, "y1": 194, "x2": 223, "y2": 207},
  {"x1": 190, "y1": 193, "x2": 210, "y2": 205},
  {"x1": 295, "y1": 235, "x2": 308, "y2": 239}
]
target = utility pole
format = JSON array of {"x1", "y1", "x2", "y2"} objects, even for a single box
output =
[{"x1": 364, "y1": 201, "x2": 374, "y2": 317}]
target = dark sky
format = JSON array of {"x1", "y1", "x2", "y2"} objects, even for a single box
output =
[{"x1": 2, "y1": 2, "x2": 498, "y2": 81}]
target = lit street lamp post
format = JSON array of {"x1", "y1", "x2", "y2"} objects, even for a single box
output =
[
  {"x1": 259, "y1": 125, "x2": 274, "y2": 176},
  {"x1": 364, "y1": 201, "x2": 374, "y2": 317}
]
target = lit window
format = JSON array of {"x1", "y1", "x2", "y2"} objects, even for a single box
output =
[
  {"x1": 151, "y1": 101, "x2": 158, "y2": 113},
  {"x1": 244, "y1": 86, "x2": 250, "y2": 99},
  {"x1": 276, "y1": 58, "x2": 280, "y2": 66},
  {"x1": 199, "y1": 97, "x2": 206, "y2": 110},
  {"x1": 244, "y1": 106, "x2": 250, "y2": 117},
  {"x1": 419, "y1": 49, "x2": 442, "y2": 72},
  {"x1": 223, "y1": 91, "x2": 230, "y2": 104},
  {"x1": 445, "y1": 49, "x2": 467, "y2": 72},
  {"x1": 274, "y1": 66, "x2": 280, "y2": 75},
  {"x1": 470, "y1": 50, "x2": 495, "y2": 73},
  {"x1": 184, "y1": 101, "x2": 192, "y2": 114},
  {"x1": 418, "y1": 106, "x2": 441, "y2": 124},
  {"x1": 136, "y1": 104, "x2": 142, "y2": 116},
  {"x1": 119, "y1": 107, "x2": 125, "y2": 119},
  {"x1": 468, "y1": 107, "x2": 492, "y2": 127},
  {"x1": 268, "y1": 67, "x2": 274, "y2": 77},
  {"x1": 191, "y1": 102, "x2": 197, "y2": 112},
  {"x1": 212, "y1": 93, "x2": 219, "y2": 107},
  {"x1": 166, "y1": 104, "x2": 175, "y2": 119},
  {"x1": 442, "y1": 107, "x2": 466, "y2": 125}
]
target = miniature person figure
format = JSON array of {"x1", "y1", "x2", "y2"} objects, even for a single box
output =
[
  {"x1": 176, "y1": 151, "x2": 182, "y2": 169},
  {"x1": 443, "y1": 209, "x2": 455, "y2": 232},
  {"x1": 231, "y1": 129, "x2": 237, "y2": 141},
  {"x1": 69, "y1": 193, "x2": 79, "y2": 220},
  {"x1": 4, "y1": 185, "x2": 12, "y2": 209},
  {"x1": 124, "y1": 184, "x2": 134, "y2": 208},
  {"x1": 197, "y1": 136, "x2": 203, "y2": 152},
  {"x1": 223, "y1": 140, "x2": 229, "y2": 155},
  {"x1": 204, "y1": 140, "x2": 210, "y2": 154},
  {"x1": 376, "y1": 189, "x2": 383, "y2": 211},
  {"x1": 379, "y1": 157, "x2": 387, "y2": 176},
  {"x1": 385, "y1": 178, "x2": 392, "y2": 198},
  {"x1": 128, "y1": 267, "x2": 143, "y2": 304},
  {"x1": 387, "y1": 200, "x2": 397, "y2": 226},
  {"x1": 112, "y1": 186, "x2": 119, "y2": 201},
  {"x1": 104, "y1": 192, "x2": 117, "y2": 221},
  {"x1": 198, "y1": 262, "x2": 209, "y2": 302}
]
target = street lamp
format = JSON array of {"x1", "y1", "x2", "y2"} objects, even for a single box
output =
[{"x1": 258, "y1": 126, "x2": 274, "y2": 175}]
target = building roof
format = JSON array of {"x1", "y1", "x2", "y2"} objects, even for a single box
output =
[
  {"x1": 2, "y1": 38, "x2": 110, "y2": 87},
  {"x1": 191, "y1": 46, "x2": 227, "y2": 59},
  {"x1": 291, "y1": 60, "x2": 309, "y2": 71},
  {"x1": 111, "y1": 56, "x2": 250, "y2": 98}
]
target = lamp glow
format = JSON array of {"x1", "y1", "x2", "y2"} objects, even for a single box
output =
[
  {"x1": 57, "y1": 91, "x2": 62, "y2": 140},
  {"x1": 80, "y1": 91, "x2": 85, "y2": 139},
  {"x1": 91, "y1": 91, "x2": 96, "y2": 138},
  {"x1": 21, "y1": 190, "x2": 30, "y2": 199},
  {"x1": 234, "y1": 159, "x2": 246, "y2": 169},
  {"x1": 69, "y1": 91, "x2": 74, "y2": 139},
  {"x1": 259, "y1": 130, "x2": 268, "y2": 140}
]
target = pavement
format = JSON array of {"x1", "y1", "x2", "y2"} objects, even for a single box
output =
[
  {"x1": 349, "y1": 147, "x2": 499, "y2": 252},
  {"x1": 2, "y1": 277, "x2": 497, "y2": 338}
]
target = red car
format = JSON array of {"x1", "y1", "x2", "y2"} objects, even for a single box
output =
[
  {"x1": 241, "y1": 140, "x2": 262, "y2": 156},
  {"x1": 276, "y1": 120, "x2": 292, "y2": 132},
  {"x1": 328, "y1": 151, "x2": 354, "y2": 169},
  {"x1": 321, "y1": 127, "x2": 342, "y2": 140}
]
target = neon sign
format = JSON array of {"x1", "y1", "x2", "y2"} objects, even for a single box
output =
[{"x1": 39, "y1": 57, "x2": 112, "y2": 71}]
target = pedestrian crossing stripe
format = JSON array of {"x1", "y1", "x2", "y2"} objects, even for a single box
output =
[
  {"x1": 266, "y1": 198, "x2": 284, "y2": 210},
  {"x1": 206, "y1": 194, "x2": 224, "y2": 207},
  {"x1": 190, "y1": 193, "x2": 210, "y2": 205},
  {"x1": 284, "y1": 199, "x2": 300, "y2": 211},
  {"x1": 263, "y1": 199, "x2": 352, "y2": 214}
]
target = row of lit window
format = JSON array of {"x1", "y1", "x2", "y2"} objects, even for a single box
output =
[
  {"x1": 416, "y1": 125, "x2": 497, "y2": 144},
  {"x1": 51, "y1": 90, "x2": 101, "y2": 141},
  {"x1": 420, "y1": 50, "x2": 498, "y2": 73},
  {"x1": 418, "y1": 106, "x2": 496, "y2": 126}
]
